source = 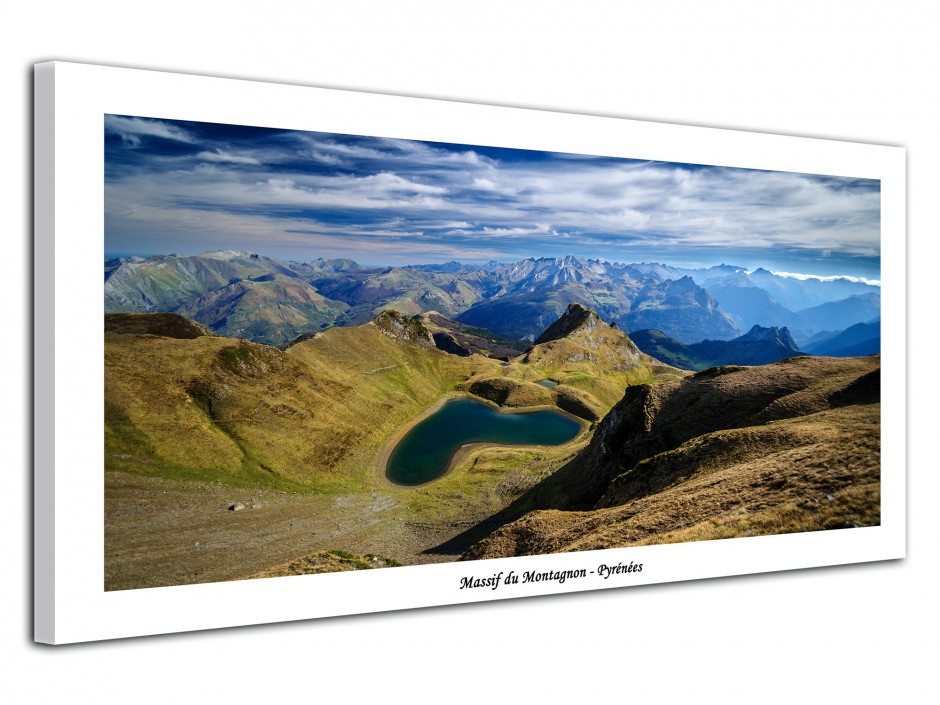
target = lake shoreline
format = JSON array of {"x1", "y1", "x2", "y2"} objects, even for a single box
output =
[{"x1": 373, "y1": 393, "x2": 590, "y2": 489}]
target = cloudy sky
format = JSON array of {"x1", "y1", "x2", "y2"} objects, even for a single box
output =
[{"x1": 104, "y1": 115, "x2": 881, "y2": 279}]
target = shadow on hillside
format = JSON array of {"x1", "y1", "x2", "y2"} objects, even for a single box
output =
[
  {"x1": 424, "y1": 360, "x2": 882, "y2": 559},
  {"x1": 421, "y1": 452, "x2": 600, "y2": 558}
]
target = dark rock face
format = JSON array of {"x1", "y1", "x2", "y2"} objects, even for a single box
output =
[
  {"x1": 104, "y1": 312, "x2": 215, "y2": 339},
  {"x1": 591, "y1": 357, "x2": 878, "y2": 504},
  {"x1": 431, "y1": 332, "x2": 473, "y2": 357},
  {"x1": 736, "y1": 324, "x2": 798, "y2": 347},
  {"x1": 420, "y1": 312, "x2": 529, "y2": 359}
]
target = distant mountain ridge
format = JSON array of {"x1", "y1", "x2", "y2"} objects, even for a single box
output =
[
  {"x1": 797, "y1": 293, "x2": 881, "y2": 331},
  {"x1": 631, "y1": 325, "x2": 803, "y2": 370},
  {"x1": 705, "y1": 274, "x2": 812, "y2": 335},
  {"x1": 104, "y1": 251, "x2": 880, "y2": 348},
  {"x1": 806, "y1": 319, "x2": 880, "y2": 357}
]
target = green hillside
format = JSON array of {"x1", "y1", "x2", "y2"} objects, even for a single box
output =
[{"x1": 105, "y1": 310, "x2": 501, "y2": 491}]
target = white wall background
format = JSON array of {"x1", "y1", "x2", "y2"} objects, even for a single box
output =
[{"x1": 3, "y1": 1, "x2": 937, "y2": 702}]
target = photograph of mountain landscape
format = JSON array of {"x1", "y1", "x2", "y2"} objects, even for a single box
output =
[{"x1": 104, "y1": 114, "x2": 881, "y2": 591}]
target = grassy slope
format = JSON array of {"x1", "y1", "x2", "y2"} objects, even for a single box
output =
[
  {"x1": 464, "y1": 403, "x2": 879, "y2": 557},
  {"x1": 472, "y1": 309, "x2": 686, "y2": 416},
  {"x1": 105, "y1": 311, "x2": 605, "y2": 588},
  {"x1": 104, "y1": 312, "x2": 216, "y2": 339},
  {"x1": 105, "y1": 306, "x2": 652, "y2": 501},
  {"x1": 314, "y1": 268, "x2": 495, "y2": 327},
  {"x1": 173, "y1": 275, "x2": 350, "y2": 346},
  {"x1": 105, "y1": 316, "x2": 501, "y2": 492},
  {"x1": 463, "y1": 355, "x2": 881, "y2": 560}
]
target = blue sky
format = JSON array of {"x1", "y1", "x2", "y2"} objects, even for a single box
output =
[{"x1": 104, "y1": 115, "x2": 882, "y2": 280}]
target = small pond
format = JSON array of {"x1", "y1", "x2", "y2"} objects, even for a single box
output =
[
  {"x1": 386, "y1": 398, "x2": 581, "y2": 486},
  {"x1": 537, "y1": 379, "x2": 558, "y2": 388}
]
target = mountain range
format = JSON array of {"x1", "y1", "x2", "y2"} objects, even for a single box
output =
[
  {"x1": 804, "y1": 319, "x2": 881, "y2": 357},
  {"x1": 105, "y1": 250, "x2": 880, "y2": 350},
  {"x1": 630, "y1": 324, "x2": 804, "y2": 371}
]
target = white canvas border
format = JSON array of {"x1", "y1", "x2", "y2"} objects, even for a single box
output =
[{"x1": 33, "y1": 61, "x2": 906, "y2": 644}]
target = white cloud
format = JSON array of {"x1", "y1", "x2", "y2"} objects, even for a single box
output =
[
  {"x1": 196, "y1": 149, "x2": 262, "y2": 165},
  {"x1": 769, "y1": 270, "x2": 881, "y2": 286},
  {"x1": 597, "y1": 208, "x2": 651, "y2": 229},
  {"x1": 295, "y1": 136, "x2": 387, "y2": 161},
  {"x1": 360, "y1": 172, "x2": 447, "y2": 195},
  {"x1": 303, "y1": 150, "x2": 344, "y2": 166},
  {"x1": 105, "y1": 121, "x2": 881, "y2": 272},
  {"x1": 104, "y1": 115, "x2": 194, "y2": 146}
]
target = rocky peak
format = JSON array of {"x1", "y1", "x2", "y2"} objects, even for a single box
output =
[
  {"x1": 737, "y1": 325, "x2": 798, "y2": 350},
  {"x1": 369, "y1": 310, "x2": 435, "y2": 348},
  {"x1": 534, "y1": 303, "x2": 604, "y2": 345},
  {"x1": 665, "y1": 275, "x2": 698, "y2": 295}
]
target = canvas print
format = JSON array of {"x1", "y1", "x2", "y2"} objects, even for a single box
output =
[{"x1": 103, "y1": 115, "x2": 881, "y2": 591}]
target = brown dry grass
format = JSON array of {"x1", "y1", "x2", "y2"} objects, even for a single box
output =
[
  {"x1": 248, "y1": 550, "x2": 400, "y2": 578},
  {"x1": 464, "y1": 356, "x2": 881, "y2": 560},
  {"x1": 465, "y1": 403, "x2": 879, "y2": 559}
]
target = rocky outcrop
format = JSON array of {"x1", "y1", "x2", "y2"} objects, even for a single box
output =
[
  {"x1": 369, "y1": 310, "x2": 436, "y2": 349},
  {"x1": 534, "y1": 303, "x2": 604, "y2": 344}
]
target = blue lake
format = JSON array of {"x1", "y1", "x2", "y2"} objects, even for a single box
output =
[
  {"x1": 386, "y1": 398, "x2": 581, "y2": 486},
  {"x1": 537, "y1": 380, "x2": 558, "y2": 388}
]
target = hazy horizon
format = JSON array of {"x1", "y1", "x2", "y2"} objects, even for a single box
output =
[{"x1": 104, "y1": 248, "x2": 881, "y2": 287}]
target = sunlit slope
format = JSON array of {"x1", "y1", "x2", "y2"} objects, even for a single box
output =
[
  {"x1": 173, "y1": 274, "x2": 349, "y2": 346},
  {"x1": 312, "y1": 266, "x2": 498, "y2": 327},
  {"x1": 105, "y1": 311, "x2": 500, "y2": 489},
  {"x1": 459, "y1": 304, "x2": 686, "y2": 418}
]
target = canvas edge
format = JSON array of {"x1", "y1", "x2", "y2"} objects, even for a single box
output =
[{"x1": 33, "y1": 61, "x2": 57, "y2": 645}]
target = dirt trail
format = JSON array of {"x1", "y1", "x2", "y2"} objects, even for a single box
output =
[{"x1": 105, "y1": 472, "x2": 468, "y2": 591}]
